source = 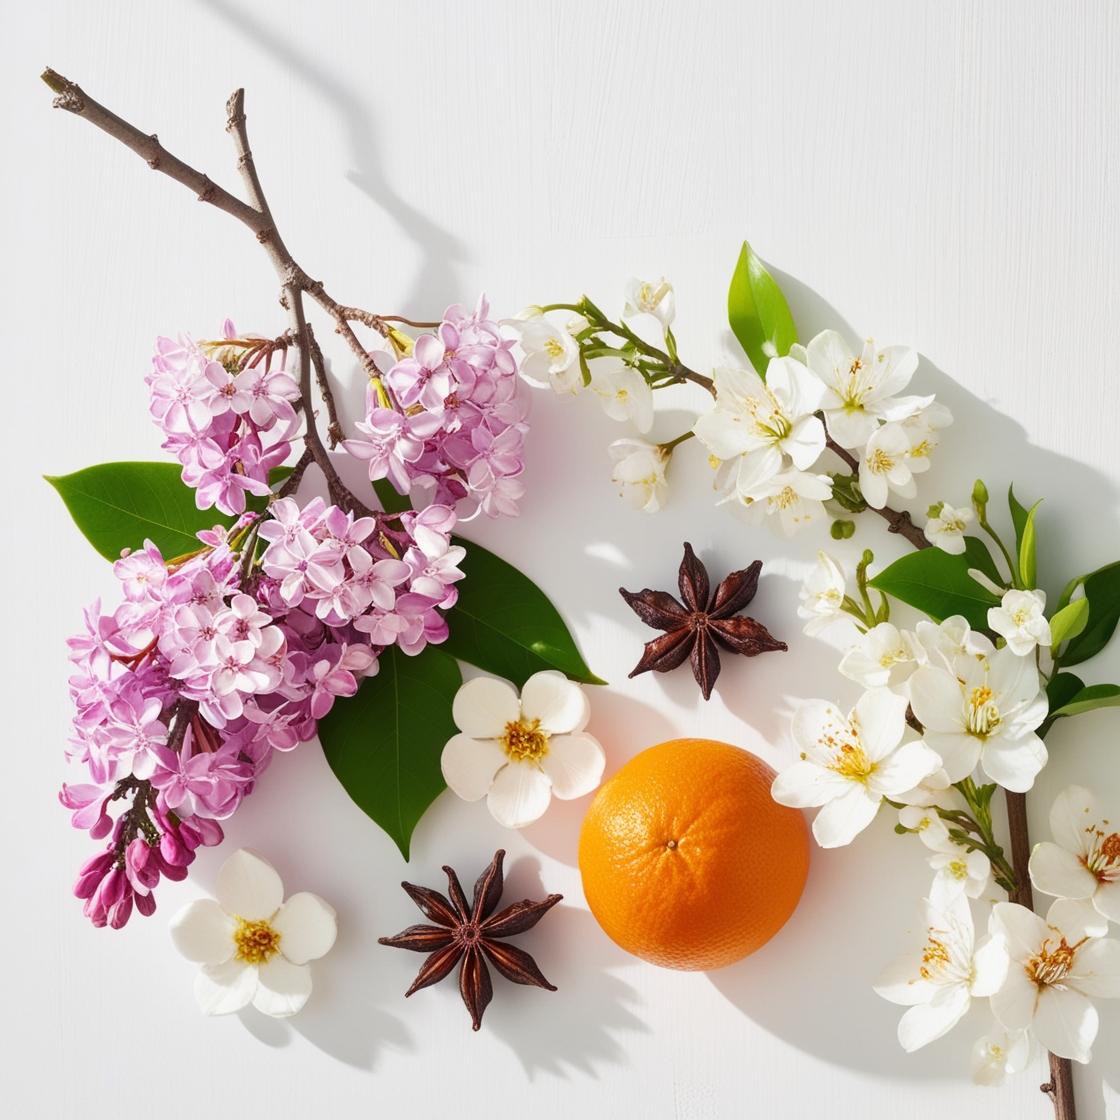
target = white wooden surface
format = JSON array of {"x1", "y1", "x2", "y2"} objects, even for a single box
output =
[{"x1": 4, "y1": 2, "x2": 1120, "y2": 1117}]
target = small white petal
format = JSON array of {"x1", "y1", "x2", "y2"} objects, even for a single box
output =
[
  {"x1": 1049, "y1": 785, "x2": 1099, "y2": 855},
  {"x1": 1032, "y1": 986, "x2": 1098, "y2": 1063},
  {"x1": 252, "y1": 956, "x2": 313, "y2": 1018},
  {"x1": 217, "y1": 849, "x2": 284, "y2": 921},
  {"x1": 771, "y1": 760, "x2": 847, "y2": 808},
  {"x1": 1047, "y1": 898, "x2": 1107, "y2": 940},
  {"x1": 1095, "y1": 879, "x2": 1120, "y2": 923},
  {"x1": 989, "y1": 963, "x2": 1038, "y2": 1030},
  {"x1": 486, "y1": 761, "x2": 553, "y2": 828},
  {"x1": 921, "y1": 732, "x2": 981, "y2": 783},
  {"x1": 874, "y1": 954, "x2": 935, "y2": 1006},
  {"x1": 539, "y1": 732, "x2": 605, "y2": 800},
  {"x1": 1029, "y1": 842, "x2": 1097, "y2": 901},
  {"x1": 441, "y1": 733, "x2": 507, "y2": 801},
  {"x1": 1068, "y1": 936, "x2": 1120, "y2": 996},
  {"x1": 980, "y1": 735, "x2": 1047, "y2": 793},
  {"x1": 897, "y1": 984, "x2": 971, "y2": 1051},
  {"x1": 853, "y1": 688, "x2": 908, "y2": 761},
  {"x1": 519, "y1": 671, "x2": 590, "y2": 734},
  {"x1": 811, "y1": 785, "x2": 880, "y2": 848},
  {"x1": 272, "y1": 892, "x2": 337, "y2": 965},
  {"x1": 170, "y1": 898, "x2": 235, "y2": 965},
  {"x1": 194, "y1": 959, "x2": 257, "y2": 1015},
  {"x1": 992, "y1": 902, "x2": 1049, "y2": 960},
  {"x1": 452, "y1": 676, "x2": 520, "y2": 738},
  {"x1": 870, "y1": 741, "x2": 940, "y2": 796},
  {"x1": 971, "y1": 935, "x2": 1010, "y2": 997}
]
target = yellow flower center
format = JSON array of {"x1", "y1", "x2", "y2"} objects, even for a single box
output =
[
  {"x1": 867, "y1": 448, "x2": 895, "y2": 474},
  {"x1": 947, "y1": 858, "x2": 969, "y2": 880},
  {"x1": 919, "y1": 936, "x2": 950, "y2": 980},
  {"x1": 842, "y1": 356, "x2": 867, "y2": 409},
  {"x1": 1027, "y1": 935, "x2": 1087, "y2": 987},
  {"x1": 543, "y1": 337, "x2": 566, "y2": 359},
  {"x1": 1085, "y1": 828, "x2": 1120, "y2": 879},
  {"x1": 234, "y1": 917, "x2": 282, "y2": 964},
  {"x1": 829, "y1": 740, "x2": 875, "y2": 782},
  {"x1": 637, "y1": 281, "x2": 670, "y2": 311},
  {"x1": 966, "y1": 685, "x2": 1001, "y2": 737},
  {"x1": 500, "y1": 717, "x2": 549, "y2": 762}
]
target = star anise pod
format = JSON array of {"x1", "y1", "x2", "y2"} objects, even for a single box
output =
[
  {"x1": 619, "y1": 542, "x2": 787, "y2": 700},
  {"x1": 378, "y1": 849, "x2": 562, "y2": 1031}
]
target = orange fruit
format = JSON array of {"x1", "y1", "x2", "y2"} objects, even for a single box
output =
[{"x1": 578, "y1": 738, "x2": 809, "y2": 970}]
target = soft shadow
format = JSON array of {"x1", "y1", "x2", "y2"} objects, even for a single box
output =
[
  {"x1": 485, "y1": 855, "x2": 646, "y2": 1077},
  {"x1": 197, "y1": 0, "x2": 467, "y2": 314}
]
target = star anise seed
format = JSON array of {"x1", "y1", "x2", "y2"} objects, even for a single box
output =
[
  {"x1": 378, "y1": 849, "x2": 562, "y2": 1031},
  {"x1": 619, "y1": 542, "x2": 787, "y2": 700}
]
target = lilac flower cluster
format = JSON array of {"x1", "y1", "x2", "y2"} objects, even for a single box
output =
[
  {"x1": 62, "y1": 501, "x2": 465, "y2": 927},
  {"x1": 147, "y1": 321, "x2": 300, "y2": 516},
  {"x1": 344, "y1": 298, "x2": 529, "y2": 519}
]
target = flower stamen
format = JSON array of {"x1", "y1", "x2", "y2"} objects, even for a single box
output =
[{"x1": 500, "y1": 717, "x2": 549, "y2": 762}]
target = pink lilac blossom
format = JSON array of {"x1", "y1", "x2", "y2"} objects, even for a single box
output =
[
  {"x1": 344, "y1": 297, "x2": 529, "y2": 519},
  {"x1": 62, "y1": 497, "x2": 463, "y2": 928},
  {"x1": 147, "y1": 320, "x2": 300, "y2": 517}
]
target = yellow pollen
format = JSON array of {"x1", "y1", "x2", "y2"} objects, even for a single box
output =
[
  {"x1": 966, "y1": 685, "x2": 1001, "y2": 737},
  {"x1": 867, "y1": 448, "x2": 894, "y2": 474},
  {"x1": 234, "y1": 917, "x2": 282, "y2": 964},
  {"x1": 910, "y1": 439, "x2": 932, "y2": 459},
  {"x1": 708, "y1": 454, "x2": 721, "y2": 470},
  {"x1": 1027, "y1": 936, "x2": 1087, "y2": 986},
  {"x1": 500, "y1": 717, "x2": 549, "y2": 762},
  {"x1": 919, "y1": 936, "x2": 950, "y2": 980},
  {"x1": 768, "y1": 486, "x2": 798, "y2": 512},
  {"x1": 828, "y1": 739, "x2": 875, "y2": 782},
  {"x1": 948, "y1": 858, "x2": 968, "y2": 880},
  {"x1": 543, "y1": 337, "x2": 566, "y2": 359},
  {"x1": 1086, "y1": 831, "x2": 1120, "y2": 876}
]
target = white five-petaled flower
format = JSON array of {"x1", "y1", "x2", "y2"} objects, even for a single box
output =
[
  {"x1": 899, "y1": 803, "x2": 952, "y2": 850},
  {"x1": 989, "y1": 899, "x2": 1120, "y2": 1063},
  {"x1": 913, "y1": 614, "x2": 994, "y2": 664},
  {"x1": 805, "y1": 329, "x2": 931, "y2": 450},
  {"x1": 771, "y1": 688, "x2": 940, "y2": 848},
  {"x1": 1030, "y1": 785, "x2": 1120, "y2": 927},
  {"x1": 797, "y1": 551, "x2": 849, "y2": 636},
  {"x1": 859, "y1": 422, "x2": 917, "y2": 510},
  {"x1": 909, "y1": 645, "x2": 1048, "y2": 792},
  {"x1": 875, "y1": 895, "x2": 1008, "y2": 1052},
  {"x1": 589, "y1": 360, "x2": 654, "y2": 432},
  {"x1": 733, "y1": 466, "x2": 833, "y2": 534},
  {"x1": 170, "y1": 849, "x2": 337, "y2": 1018},
  {"x1": 924, "y1": 502, "x2": 974, "y2": 555},
  {"x1": 970, "y1": 1023, "x2": 1032, "y2": 1086},
  {"x1": 608, "y1": 439, "x2": 669, "y2": 513},
  {"x1": 692, "y1": 358, "x2": 826, "y2": 488},
  {"x1": 838, "y1": 622, "x2": 924, "y2": 692},
  {"x1": 511, "y1": 315, "x2": 581, "y2": 394},
  {"x1": 927, "y1": 842, "x2": 992, "y2": 908},
  {"x1": 623, "y1": 276, "x2": 675, "y2": 328},
  {"x1": 988, "y1": 588, "x2": 1051, "y2": 656},
  {"x1": 441, "y1": 671, "x2": 606, "y2": 828}
]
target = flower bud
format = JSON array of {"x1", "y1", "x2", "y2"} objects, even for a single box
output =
[
  {"x1": 971, "y1": 478, "x2": 989, "y2": 517},
  {"x1": 830, "y1": 519, "x2": 856, "y2": 540}
]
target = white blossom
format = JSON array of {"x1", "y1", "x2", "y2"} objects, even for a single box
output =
[
  {"x1": 988, "y1": 588, "x2": 1051, "y2": 656},
  {"x1": 623, "y1": 276, "x2": 675, "y2": 327},
  {"x1": 1029, "y1": 785, "x2": 1120, "y2": 928},
  {"x1": 772, "y1": 689, "x2": 940, "y2": 848},
  {"x1": 589, "y1": 360, "x2": 654, "y2": 432},
  {"x1": 733, "y1": 466, "x2": 833, "y2": 534},
  {"x1": 924, "y1": 502, "x2": 974, "y2": 555},
  {"x1": 909, "y1": 645, "x2": 1048, "y2": 792},
  {"x1": 928, "y1": 842, "x2": 992, "y2": 907},
  {"x1": 989, "y1": 899, "x2": 1120, "y2": 1063},
  {"x1": 859, "y1": 422, "x2": 918, "y2": 509},
  {"x1": 899, "y1": 803, "x2": 951, "y2": 850},
  {"x1": 441, "y1": 671, "x2": 605, "y2": 828},
  {"x1": 805, "y1": 329, "x2": 931, "y2": 449},
  {"x1": 511, "y1": 315, "x2": 581, "y2": 394},
  {"x1": 970, "y1": 1024, "x2": 1032, "y2": 1085},
  {"x1": 838, "y1": 622, "x2": 923, "y2": 692},
  {"x1": 875, "y1": 895, "x2": 1007, "y2": 1052},
  {"x1": 608, "y1": 439, "x2": 669, "y2": 513},
  {"x1": 170, "y1": 850, "x2": 337, "y2": 1018},
  {"x1": 797, "y1": 551, "x2": 848, "y2": 636}
]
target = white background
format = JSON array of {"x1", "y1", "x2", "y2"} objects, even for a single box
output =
[{"x1": 3, "y1": 2, "x2": 1120, "y2": 1118}]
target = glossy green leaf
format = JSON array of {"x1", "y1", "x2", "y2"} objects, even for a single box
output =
[
  {"x1": 46, "y1": 461, "x2": 289, "y2": 561},
  {"x1": 1048, "y1": 598, "x2": 1090, "y2": 647},
  {"x1": 1046, "y1": 671, "x2": 1085, "y2": 713},
  {"x1": 962, "y1": 534, "x2": 1002, "y2": 587},
  {"x1": 442, "y1": 537, "x2": 604, "y2": 687},
  {"x1": 317, "y1": 645, "x2": 461, "y2": 860},
  {"x1": 1061, "y1": 561, "x2": 1120, "y2": 666},
  {"x1": 1051, "y1": 683, "x2": 1120, "y2": 719},
  {"x1": 1018, "y1": 504, "x2": 1040, "y2": 590},
  {"x1": 869, "y1": 537, "x2": 1000, "y2": 629},
  {"x1": 727, "y1": 241, "x2": 797, "y2": 376}
]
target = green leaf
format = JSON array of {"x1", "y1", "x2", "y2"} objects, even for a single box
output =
[
  {"x1": 46, "y1": 461, "x2": 285, "y2": 561},
  {"x1": 442, "y1": 537, "x2": 604, "y2": 687},
  {"x1": 1051, "y1": 683, "x2": 1120, "y2": 719},
  {"x1": 1046, "y1": 671, "x2": 1085, "y2": 712},
  {"x1": 727, "y1": 241, "x2": 797, "y2": 376},
  {"x1": 317, "y1": 644, "x2": 461, "y2": 860},
  {"x1": 1008, "y1": 486, "x2": 1030, "y2": 547},
  {"x1": 869, "y1": 538, "x2": 1000, "y2": 629},
  {"x1": 1061, "y1": 560, "x2": 1120, "y2": 666},
  {"x1": 961, "y1": 535, "x2": 1002, "y2": 587},
  {"x1": 1049, "y1": 598, "x2": 1090, "y2": 646}
]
